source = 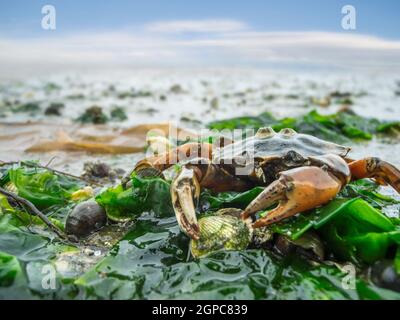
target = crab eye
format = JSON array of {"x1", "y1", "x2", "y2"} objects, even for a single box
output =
[
  {"x1": 279, "y1": 128, "x2": 297, "y2": 137},
  {"x1": 255, "y1": 127, "x2": 276, "y2": 139}
]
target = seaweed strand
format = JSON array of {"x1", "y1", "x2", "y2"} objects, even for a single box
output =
[
  {"x1": 0, "y1": 160, "x2": 102, "y2": 187},
  {"x1": 0, "y1": 186, "x2": 67, "y2": 240}
]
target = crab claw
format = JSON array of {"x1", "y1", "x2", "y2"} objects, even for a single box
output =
[
  {"x1": 171, "y1": 166, "x2": 201, "y2": 240},
  {"x1": 241, "y1": 166, "x2": 342, "y2": 228}
]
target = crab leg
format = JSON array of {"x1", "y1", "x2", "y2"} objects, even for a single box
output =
[
  {"x1": 135, "y1": 142, "x2": 213, "y2": 174},
  {"x1": 349, "y1": 157, "x2": 400, "y2": 193},
  {"x1": 171, "y1": 166, "x2": 201, "y2": 240},
  {"x1": 241, "y1": 166, "x2": 342, "y2": 228},
  {"x1": 171, "y1": 159, "x2": 254, "y2": 239}
]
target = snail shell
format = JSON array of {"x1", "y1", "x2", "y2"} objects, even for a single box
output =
[
  {"x1": 190, "y1": 213, "x2": 252, "y2": 258},
  {"x1": 65, "y1": 200, "x2": 107, "y2": 238},
  {"x1": 275, "y1": 232, "x2": 325, "y2": 261},
  {"x1": 370, "y1": 260, "x2": 400, "y2": 292}
]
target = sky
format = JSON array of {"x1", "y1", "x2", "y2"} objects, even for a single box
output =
[{"x1": 1, "y1": 0, "x2": 400, "y2": 74}]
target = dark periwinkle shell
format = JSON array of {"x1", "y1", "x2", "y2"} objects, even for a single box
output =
[
  {"x1": 65, "y1": 200, "x2": 107, "y2": 238},
  {"x1": 370, "y1": 260, "x2": 400, "y2": 292},
  {"x1": 275, "y1": 232, "x2": 325, "y2": 262}
]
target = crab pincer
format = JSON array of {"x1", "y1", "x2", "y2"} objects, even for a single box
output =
[
  {"x1": 170, "y1": 167, "x2": 201, "y2": 240},
  {"x1": 241, "y1": 165, "x2": 346, "y2": 227}
]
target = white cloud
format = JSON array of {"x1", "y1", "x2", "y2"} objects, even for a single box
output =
[
  {"x1": 182, "y1": 31, "x2": 400, "y2": 50},
  {"x1": 1, "y1": 19, "x2": 400, "y2": 77},
  {"x1": 144, "y1": 19, "x2": 247, "y2": 33}
]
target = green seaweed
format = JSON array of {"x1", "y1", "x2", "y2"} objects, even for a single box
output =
[
  {"x1": 208, "y1": 110, "x2": 400, "y2": 143},
  {"x1": 200, "y1": 187, "x2": 264, "y2": 211},
  {"x1": 1, "y1": 164, "x2": 84, "y2": 210},
  {"x1": 75, "y1": 210, "x2": 400, "y2": 300},
  {"x1": 95, "y1": 173, "x2": 174, "y2": 221},
  {"x1": 76, "y1": 106, "x2": 108, "y2": 124},
  {"x1": 12, "y1": 102, "x2": 40, "y2": 114},
  {"x1": 208, "y1": 112, "x2": 277, "y2": 131},
  {"x1": 0, "y1": 195, "x2": 79, "y2": 299},
  {"x1": 110, "y1": 106, "x2": 128, "y2": 121},
  {"x1": 1, "y1": 161, "x2": 400, "y2": 299}
]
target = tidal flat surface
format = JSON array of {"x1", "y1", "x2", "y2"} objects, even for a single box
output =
[{"x1": 0, "y1": 68, "x2": 399, "y2": 175}]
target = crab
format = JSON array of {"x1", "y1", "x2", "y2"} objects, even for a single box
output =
[{"x1": 133, "y1": 127, "x2": 400, "y2": 240}]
